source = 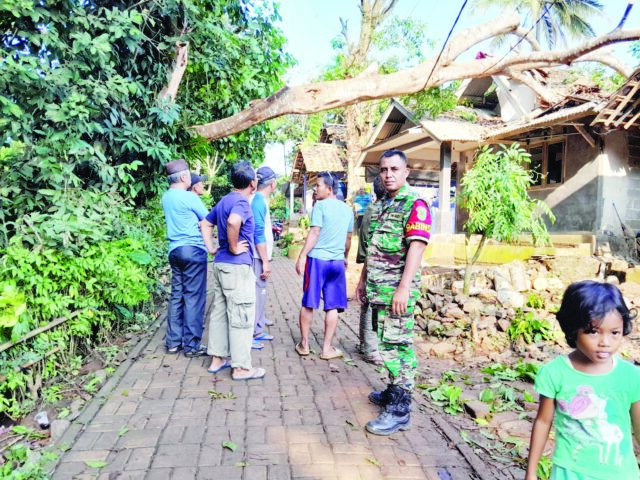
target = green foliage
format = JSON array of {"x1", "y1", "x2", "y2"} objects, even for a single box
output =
[
  {"x1": 526, "y1": 292, "x2": 546, "y2": 309},
  {"x1": 401, "y1": 82, "x2": 461, "y2": 120},
  {"x1": 278, "y1": 232, "x2": 295, "y2": 256},
  {"x1": 298, "y1": 215, "x2": 310, "y2": 230},
  {"x1": 0, "y1": 284, "x2": 27, "y2": 332},
  {"x1": 506, "y1": 310, "x2": 555, "y2": 344},
  {"x1": 481, "y1": 360, "x2": 540, "y2": 383},
  {"x1": 564, "y1": 65, "x2": 625, "y2": 93},
  {"x1": 461, "y1": 144, "x2": 556, "y2": 244},
  {"x1": 538, "y1": 455, "x2": 553, "y2": 480},
  {"x1": 0, "y1": 441, "x2": 55, "y2": 480},
  {"x1": 0, "y1": 198, "x2": 166, "y2": 420},
  {"x1": 270, "y1": 190, "x2": 288, "y2": 221},
  {"x1": 425, "y1": 383, "x2": 464, "y2": 415},
  {"x1": 1, "y1": 0, "x2": 292, "y2": 241},
  {"x1": 479, "y1": 383, "x2": 521, "y2": 413}
]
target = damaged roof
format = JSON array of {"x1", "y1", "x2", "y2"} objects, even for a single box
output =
[{"x1": 290, "y1": 143, "x2": 345, "y2": 184}]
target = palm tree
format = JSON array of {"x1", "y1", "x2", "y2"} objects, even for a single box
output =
[{"x1": 473, "y1": 0, "x2": 604, "y2": 48}]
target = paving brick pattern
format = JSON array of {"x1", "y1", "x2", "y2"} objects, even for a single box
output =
[{"x1": 53, "y1": 257, "x2": 493, "y2": 480}]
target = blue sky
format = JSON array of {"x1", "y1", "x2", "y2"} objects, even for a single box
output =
[
  {"x1": 276, "y1": 0, "x2": 639, "y2": 84},
  {"x1": 264, "y1": 1, "x2": 639, "y2": 173}
]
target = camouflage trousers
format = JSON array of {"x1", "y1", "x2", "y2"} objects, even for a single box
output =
[{"x1": 372, "y1": 303, "x2": 417, "y2": 392}]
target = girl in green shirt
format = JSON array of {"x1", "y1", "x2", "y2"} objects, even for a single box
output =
[{"x1": 526, "y1": 280, "x2": 640, "y2": 480}]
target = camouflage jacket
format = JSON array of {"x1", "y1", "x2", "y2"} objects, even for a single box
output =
[{"x1": 366, "y1": 183, "x2": 431, "y2": 305}]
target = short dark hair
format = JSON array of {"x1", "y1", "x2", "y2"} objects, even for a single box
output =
[
  {"x1": 556, "y1": 280, "x2": 635, "y2": 348},
  {"x1": 230, "y1": 161, "x2": 255, "y2": 189},
  {"x1": 373, "y1": 176, "x2": 386, "y2": 201},
  {"x1": 380, "y1": 149, "x2": 407, "y2": 164},
  {"x1": 317, "y1": 172, "x2": 337, "y2": 192}
]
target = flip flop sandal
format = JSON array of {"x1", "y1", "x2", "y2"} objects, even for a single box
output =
[
  {"x1": 252, "y1": 340, "x2": 264, "y2": 350},
  {"x1": 254, "y1": 332, "x2": 274, "y2": 341},
  {"x1": 232, "y1": 367, "x2": 266, "y2": 381},
  {"x1": 320, "y1": 348, "x2": 344, "y2": 360},
  {"x1": 295, "y1": 342, "x2": 310, "y2": 356},
  {"x1": 207, "y1": 360, "x2": 230, "y2": 374}
]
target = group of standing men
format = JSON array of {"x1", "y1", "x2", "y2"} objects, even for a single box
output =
[
  {"x1": 161, "y1": 159, "x2": 278, "y2": 381},
  {"x1": 161, "y1": 147, "x2": 432, "y2": 436}
]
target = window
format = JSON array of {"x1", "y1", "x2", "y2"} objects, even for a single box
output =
[{"x1": 526, "y1": 140, "x2": 564, "y2": 187}]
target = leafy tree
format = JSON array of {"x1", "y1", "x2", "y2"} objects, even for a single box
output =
[
  {"x1": 0, "y1": 0, "x2": 292, "y2": 245},
  {"x1": 472, "y1": 0, "x2": 603, "y2": 48},
  {"x1": 0, "y1": 0, "x2": 292, "y2": 429},
  {"x1": 459, "y1": 144, "x2": 555, "y2": 303}
]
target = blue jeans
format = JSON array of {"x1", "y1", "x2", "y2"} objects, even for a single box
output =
[{"x1": 167, "y1": 246, "x2": 207, "y2": 352}]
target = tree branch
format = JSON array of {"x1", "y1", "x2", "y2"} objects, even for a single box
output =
[
  {"x1": 158, "y1": 41, "x2": 189, "y2": 102},
  {"x1": 506, "y1": 68, "x2": 563, "y2": 104},
  {"x1": 190, "y1": 15, "x2": 640, "y2": 141},
  {"x1": 574, "y1": 50, "x2": 632, "y2": 77}
]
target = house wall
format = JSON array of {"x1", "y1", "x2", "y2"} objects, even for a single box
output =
[
  {"x1": 600, "y1": 130, "x2": 640, "y2": 231},
  {"x1": 528, "y1": 134, "x2": 600, "y2": 232}
]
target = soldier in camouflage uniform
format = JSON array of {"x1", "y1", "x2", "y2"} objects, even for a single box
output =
[{"x1": 356, "y1": 149, "x2": 432, "y2": 436}]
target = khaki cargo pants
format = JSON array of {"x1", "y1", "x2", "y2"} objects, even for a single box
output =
[{"x1": 207, "y1": 263, "x2": 256, "y2": 369}]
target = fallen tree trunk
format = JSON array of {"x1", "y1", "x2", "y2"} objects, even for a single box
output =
[{"x1": 189, "y1": 10, "x2": 640, "y2": 142}]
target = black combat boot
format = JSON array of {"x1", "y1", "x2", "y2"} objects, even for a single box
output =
[
  {"x1": 365, "y1": 388, "x2": 411, "y2": 436},
  {"x1": 368, "y1": 384, "x2": 394, "y2": 406}
]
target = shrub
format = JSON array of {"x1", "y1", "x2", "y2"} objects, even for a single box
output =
[{"x1": 506, "y1": 310, "x2": 555, "y2": 344}]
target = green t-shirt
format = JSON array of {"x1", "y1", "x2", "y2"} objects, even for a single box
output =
[{"x1": 535, "y1": 355, "x2": 640, "y2": 479}]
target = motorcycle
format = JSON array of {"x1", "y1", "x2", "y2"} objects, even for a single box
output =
[{"x1": 272, "y1": 220, "x2": 283, "y2": 241}]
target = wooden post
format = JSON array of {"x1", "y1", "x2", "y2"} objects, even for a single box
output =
[
  {"x1": 303, "y1": 174, "x2": 307, "y2": 214},
  {"x1": 289, "y1": 181, "x2": 295, "y2": 226},
  {"x1": 437, "y1": 141, "x2": 453, "y2": 234}
]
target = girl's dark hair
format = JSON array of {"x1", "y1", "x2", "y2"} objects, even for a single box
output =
[
  {"x1": 556, "y1": 280, "x2": 635, "y2": 347},
  {"x1": 230, "y1": 161, "x2": 255, "y2": 189},
  {"x1": 317, "y1": 171, "x2": 337, "y2": 192}
]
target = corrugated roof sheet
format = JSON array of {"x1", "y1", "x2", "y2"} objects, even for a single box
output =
[
  {"x1": 420, "y1": 119, "x2": 487, "y2": 142},
  {"x1": 483, "y1": 102, "x2": 600, "y2": 142}
]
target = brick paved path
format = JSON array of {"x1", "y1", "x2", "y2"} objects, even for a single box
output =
[{"x1": 53, "y1": 257, "x2": 499, "y2": 480}]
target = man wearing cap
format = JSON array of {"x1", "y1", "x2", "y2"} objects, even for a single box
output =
[
  {"x1": 251, "y1": 166, "x2": 278, "y2": 347},
  {"x1": 188, "y1": 172, "x2": 208, "y2": 197},
  {"x1": 161, "y1": 159, "x2": 209, "y2": 357}
]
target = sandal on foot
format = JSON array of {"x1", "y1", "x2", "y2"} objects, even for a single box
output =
[
  {"x1": 320, "y1": 348, "x2": 343, "y2": 360},
  {"x1": 363, "y1": 352, "x2": 384, "y2": 365},
  {"x1": 252, "y1": 340, "x2": 264, "y2": 350},
  {"x1": 207, "y1": 360, "x2": 230, "y2": 374},
  {"x1": 254, "y1": 332, "x2": 274, "y2": 341},
  {"x1": 232, "y1": 367, "x2": 266, "y2": 381},
  {"x1": 295, "y1": 342, "x2": 309, "y2": 356}
]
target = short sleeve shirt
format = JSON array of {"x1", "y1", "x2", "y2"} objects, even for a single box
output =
[
  {"x1": 205, "y1": 191, "x2": 254, "y2": 265},
  {"x1": 534, "y1": 355, "x2": 640, "y2": 479},
  {"x1": 161, "y1": 188, "x2": 209, "y2": 253},
  {"x1": 308, "y1": 198, "x2": 354, "y2": 261}
]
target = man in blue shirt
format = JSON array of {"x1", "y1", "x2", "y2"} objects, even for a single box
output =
[
  {"x1": 201, "y1": 161, "x2": 266, "y2": 381},
  {"x1": 161, "y1": 159, "x2": 209, "y2": 357},
  {"x1": 251, "y1": 166, "x2": 278, "y2": 346},
  {"x1": 295, "y1": 172, "x2": 353, "y2": 360}
]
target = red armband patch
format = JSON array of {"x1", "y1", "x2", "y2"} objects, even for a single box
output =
[{"x1": 405, "y1": 199, "x2": 431, "y2": 240}]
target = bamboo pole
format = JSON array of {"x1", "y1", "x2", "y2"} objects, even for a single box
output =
[
  {"x1": 0, "y1": 347, "x2": 61, "y2": 383},
  {"x1": 0, "y1": 310, "x2": 81, "y2": 355}
]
